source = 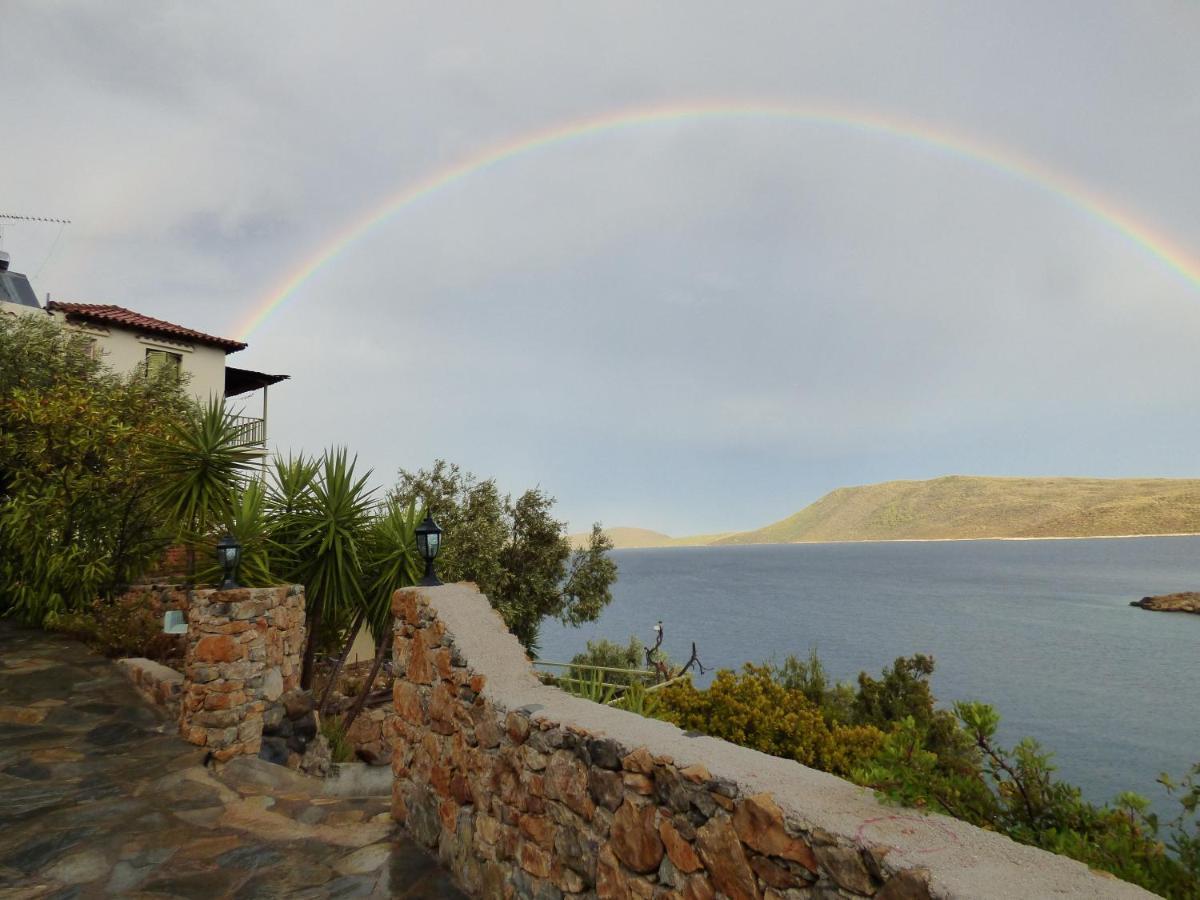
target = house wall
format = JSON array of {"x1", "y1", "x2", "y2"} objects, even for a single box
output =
[
  {"x1": 0, "y1": 298, "x2": 48, "y2": 321},
  {"x1": 0, "y1": 299, "x2": 230, "y2": 403},
  {"x1": 50, "y1": 314, "x2": 229, "y2": 403}
]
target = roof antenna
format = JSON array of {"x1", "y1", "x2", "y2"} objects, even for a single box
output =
[{"x1": 0, "y1": 213, "x2": 72, "y2": 274}]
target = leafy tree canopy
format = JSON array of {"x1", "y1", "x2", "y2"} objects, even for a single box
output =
[
  {"x1": 390, "y1": 460, "x2": 617, "y2": 651},
  {"x1": 0, "y1": 313, "x2": 189, "y2": 623}
]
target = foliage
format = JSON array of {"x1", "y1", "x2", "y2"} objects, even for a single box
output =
[
  {"x1": 0, "y1": 314, "x2": 190, "y2": 624},
  {"x1": 613, "y1": 680, "x2": 661, "y2": 717},
  {"x1": 860, "y1": 701, "x2": 1197, "y2": 896},
  {"x1": 194, "y1": 481, "x2": 274, "y2": 587},
  {"x1": 570, "y1": 635, "x2": 650, "y2": 686},
  {"x1": 288, "y1": 449, "x2": 376, "y2": 687},
  {"x1": 561, "y1": 668, "x2": 617, "y2": 704},
  {"x1": 391, "y1": 460, "x2": 618, "y2": 652},
  {"x1": 320, "y1": 715, "x2": 355, "y2": 764},
  {"x1": 264, "y1": 453, "x2": 320, "y2": 582},
  {"x1": 150, "y1": 398, "x2": 264, "y2": 556},
  {"x1": 657, "y1": 664, "x2": 883, "y2": 778},
  {"x1": 362, "y1": 497, "x2": 424, "y2": 642},
  {"x1": 52, "y1": 595, "x2": 180, "y2": 661},
  {"x1": 658, "y1": 646, "x2": 1198, "y2": 896}
]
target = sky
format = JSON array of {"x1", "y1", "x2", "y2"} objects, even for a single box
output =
[{"x1": 4, "y1": 3, "x2": 1200, "y2": 535}]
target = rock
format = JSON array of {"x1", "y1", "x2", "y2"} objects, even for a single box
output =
[
  {"x1": 659, "y1": 819, "x2": 703, "y2": 874},
  {"x1": 587, "y1": 737, "x2": 623, "y2": 770},
  {"x1": 695, "y1": 816, "x2": 759, "y2": 900},
  {"x1": 282, "y1": 689, "x2": 315, "y2": 720},
  {"x1": 42, "y1": 849, "x2": 109, "y2": 885},
  {"x1": 622, "y1": 747, "x2": 655, "y2": 774},
  {"x1": 596, "y1": 845, "x2": 632, "y2": 900},
  {"x1": 875, "y1": 869, "x2": 932, "y2": 900},
  {"x1": 589, "y1": 767, "x2": 625, "y2": 812},
  {"x1": 1132, "y1": 592, "x2": 1200, "y2": 614},
  {"x1": 544, "y1": 750, "x2": 595, "y2": 820},
  {"x1": 261, "y1": 669, "x2": 284, "y2": 701},
  {"x1": 300, "y1": 733, "x2": 332, "y2": 777},
  {"x1": 732, "y1": 794, "x2": 817, "y2": 872},
  {"x1": 749, "y1": 855, "x2": 802, "y2": 890},
  {"x1": 611, "y1": 800, "x2": 664, "y2": 874},
  {"x1": 813, "y1": 845, "x2": 875, "y2": 896},
  {"x1": 333, "y1": 842, "x2": 392, "y2": 875},
  {"x1": 259, "y1": 736, "x2": 289, "y2": 765}
]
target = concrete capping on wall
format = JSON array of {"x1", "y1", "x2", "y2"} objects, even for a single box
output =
[{"x1": 390, "y1": 584, "x2": 1151, "y2": 899}]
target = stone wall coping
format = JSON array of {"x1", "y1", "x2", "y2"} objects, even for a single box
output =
[
  {"x1": 117, "y1": 657, "x2": 184, "y2": 684},
  {"x1": 407, "y1": 583, "x2": 1151, "y2": 899}
]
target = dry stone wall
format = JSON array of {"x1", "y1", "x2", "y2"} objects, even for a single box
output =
[
  {"x1": 181, "y1": 585, "x2": 305, "y2": 762},
  {"x1": 117, "y1": 657, "x2": 183, "y2": 720},
  {"x1": 390, "y1": 584, "x2": 1152, "y2": 900}
]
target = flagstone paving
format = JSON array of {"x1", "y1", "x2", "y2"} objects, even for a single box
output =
[{"x1": 0, "y1": 623, "x2": 465, "y2": 899}]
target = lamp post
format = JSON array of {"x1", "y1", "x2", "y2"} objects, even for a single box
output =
[
  {"x1": 414, "y1": 512, "x2": 443, "y2": 586},
  {"x1": 216, "y1": 535, "x2": 242, "y2": 590}
]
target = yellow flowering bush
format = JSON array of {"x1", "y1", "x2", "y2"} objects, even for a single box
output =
[{"x1": 657, "y1": 663, "x2": 882, "y2": 777}]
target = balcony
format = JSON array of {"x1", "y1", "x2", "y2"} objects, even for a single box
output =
[{"x1": 230, "y1": 415, "x2": 266, "y2": 447}]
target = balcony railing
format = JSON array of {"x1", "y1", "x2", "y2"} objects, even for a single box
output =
[{"x1": 230, "y1": 415, "x2": 266, "y2": 447}]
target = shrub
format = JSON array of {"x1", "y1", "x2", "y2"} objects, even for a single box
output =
[
  {"x1": 0, "y1": 314, "x2": 190, "y2": 625},
  {"x1": 52, "y1": 594, "x2": 182, "y2": 662},
  {"x1": 657, "y1": 664, "x2": 883, "y2": 777}
]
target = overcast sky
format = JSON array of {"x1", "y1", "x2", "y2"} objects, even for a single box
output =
[{"x1": 5, "y1": 3, "x2": 1200, "y2": 534}]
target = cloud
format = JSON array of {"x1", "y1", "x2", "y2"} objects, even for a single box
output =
[{"x1": 4, "y1": 1, "x2": 1200, "y2": 533}]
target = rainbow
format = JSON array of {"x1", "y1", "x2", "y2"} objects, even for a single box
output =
[{"x1": 235, "y1": 100, "x2": 1200, "y2": 340}]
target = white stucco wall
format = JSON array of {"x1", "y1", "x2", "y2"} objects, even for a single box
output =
[
  {"x1": 2, "y1": 299, "x2": 231, "y2": 404},
  {"x1": 58, "y1": 319, "x2": 229, "y2": 403},
  {"x1": 0, "y1": 298, "x2": 49, "y2": 321}
]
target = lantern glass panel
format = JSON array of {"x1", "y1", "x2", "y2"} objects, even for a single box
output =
[
  {"x1": 426, "y1": 532, "x2": 440, "y2": 558},
  {"x1": 416, "y1": 533, "x2": 429, "y2": 559}
]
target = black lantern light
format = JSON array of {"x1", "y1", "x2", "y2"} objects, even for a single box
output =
[
  {"x1": 414, "y1": 512, "x2": 443, "y2": 586},
  {"x1": 216, "y1": 534, "x2": 242, "y2": 590}
]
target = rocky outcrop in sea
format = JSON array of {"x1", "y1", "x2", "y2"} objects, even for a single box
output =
[{"x1": 1130, "y1": 592, "x2": 1200, "y2": 614}]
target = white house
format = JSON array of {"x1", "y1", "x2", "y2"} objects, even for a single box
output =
[{"x1": 0, "y1": 252, "x2": 287, "y2": 445}]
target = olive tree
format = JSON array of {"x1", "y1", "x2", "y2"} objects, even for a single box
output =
[{"x1": 390, "y1": 460, "x2": 617, "y2": 652}]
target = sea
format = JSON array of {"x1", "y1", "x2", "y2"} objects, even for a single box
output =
[{"x1": 538, "y1": 536, "x2": 1200, "y2": 819}]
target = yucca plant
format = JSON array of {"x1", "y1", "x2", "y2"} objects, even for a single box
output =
[
  {"x1": 562, "y1": 667, "x2": 618, "y2": 704},
  {"x1": 342, "y1": 498, "x2": 423, "y2": 729},
  {"x1": 291, "y1": 448, "x2": 375, "y2": 689},
  {"x1": 150, "y1": 398, "x2": 264, "y2": 578},
  {"x1": 264, "y1": 452, "x2": 319, "y2": 582},
  {"x1": 194, "y1": 480, "x2": 274, "y2": 587}
]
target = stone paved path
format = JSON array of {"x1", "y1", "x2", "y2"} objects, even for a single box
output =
[{"x1": 0, "y1": 623, "x2": 465, "y2": 899}]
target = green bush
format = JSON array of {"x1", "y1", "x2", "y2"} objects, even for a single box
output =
[
  {"x1": 0, "y1": 314, "x2": 189, "y2": 625},
  {"x1": 52, "y1": 595, "x2": 181, "y2": 661},
  {"x1": 660, "y1": 648, "x2": 1198, "y2": 897},
  {"x1": 658, "y1": 664, "x2": 883, "y2": 777}
]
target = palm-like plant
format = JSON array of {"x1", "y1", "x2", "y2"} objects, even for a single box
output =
[
  {"x1": 264, "y1": 452, "x2": 319, "y2": 581},
  {"x1": 195, "y1": 480, "x2": 274, "y2": 587},
  {"x1": 342, "y1": 498, "x2": 423, "y2": 729},
  {"x1": 291, "y1": 448, "x2": 375, "y2": 689},
  {"x1": 151, "y1": 399, "x2": 264, "y2": 577}
]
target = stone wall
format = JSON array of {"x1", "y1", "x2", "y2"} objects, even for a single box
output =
[
  {"x1": 345, "y1": 705, "x2": 396, "y2": 766},
  {"x1": 180, "y1": 585, "x2": 305, "y2": 762},
  {"x1": 117, "y1": 657, "x2": 184, "y2": 720},
  {"x1": 390, "y1": 585, "x2": 1152, "y2": 900}
]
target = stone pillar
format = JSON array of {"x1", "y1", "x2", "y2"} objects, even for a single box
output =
[{"x1": 180, "y1": 585, "x2": 305, "y2": 761}]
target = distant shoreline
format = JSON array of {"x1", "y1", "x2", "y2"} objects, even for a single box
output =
[{"x1": 613, "y1": 532, "x2": 1200, "y2": 550}]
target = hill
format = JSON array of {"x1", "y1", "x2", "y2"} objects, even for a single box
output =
[
  {"x1": 567, "y1": 526, "x2": 730, "y2": 550},
  {"x1": 715, "y1": 476, "x2": 1200, "y2": 545}
]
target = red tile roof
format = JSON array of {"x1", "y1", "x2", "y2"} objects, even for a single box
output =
[{"x1": 46, "y1": 302, "x2": 246, "y2": 352}]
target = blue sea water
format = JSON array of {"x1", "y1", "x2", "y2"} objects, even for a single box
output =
[{"x1": 538, "y1": 537, "x2": 1200, "y2": 817}]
